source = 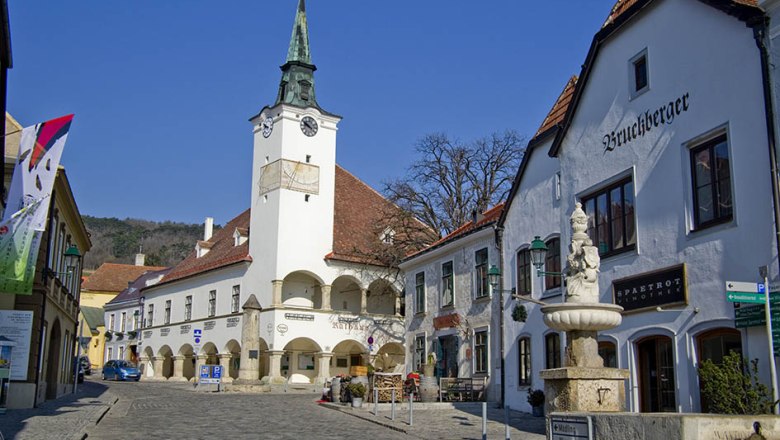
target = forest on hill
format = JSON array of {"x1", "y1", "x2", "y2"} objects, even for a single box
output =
[{"x1": 81, "y1": 216, "x2": 218, "y2": 270}]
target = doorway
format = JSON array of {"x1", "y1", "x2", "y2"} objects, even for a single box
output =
[
  {"x1": 637, "y1": 336, "x2": 676, "y2": 412},
  {"x1": 437, "y1": 335, "x2": 459, "y2": 378},
  {"x1": 45, "y1": 320, "x2": 62, "y2": 400}
]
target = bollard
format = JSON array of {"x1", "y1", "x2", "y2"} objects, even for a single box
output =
[
  {"x1": 391, "y1": 388, "x2": 396, "y2": 421},
  {"x1": 409, "y1": 392, "x2": 414, "y2": 426},
  {"x1": 482, "y1": 402, "x2": 487, "y2": 440},
  {"x1": 374, "y1": 388, "x2": 378, "y2": 416},
  {"x1": 505, "y1": 405, "x2": 510, "y2": 440}
]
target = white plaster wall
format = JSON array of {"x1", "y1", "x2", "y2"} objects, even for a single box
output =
[
  {"x1": 556, "y1": 0, "x2": 776, "y2": 413},
  {"x1": 402, "y1": 228, "x2": 501, "y2": 401}
]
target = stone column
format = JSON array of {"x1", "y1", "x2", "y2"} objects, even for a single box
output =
[
  {"x1": 271, "y1": 280, "x2": 283, "y2": 307},
  {"x1": 139, "y1": 355, "x2": 151, "y2": 381},
  {"x1": 152, "y1": 356, "x2": 165, "y2": 380},
  {"x1": 267, "y1": 350, "x2": 286, "y2": 384},
  {"x1": 320, "y1": 284, "x2": 332, "y2": 311},
  {"x1": 218, "y1": 353, "x2": 235, "y2": 384},
  {"x1": 395, "y1": 296, "x2": 401, "y2": 316},
  {"x1": 315, "y1": 352, "x2": 333, "y2": 385},
  {"x1": 360, "y1": 288, "x2": 368, "y2": 314},
  {"x1": 169, "y1": 355, "x2": 188, "y2": 382},
  {"x1": 237, "y1": 294, "x2": 262, "y2": 384},
  {"x1": 195, "y1": 354, "x2": 209, "y2": 383}
]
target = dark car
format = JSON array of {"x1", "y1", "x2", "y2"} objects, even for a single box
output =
[
  {"x1": 102, "y1": 360, "x2": 141, "y2": 381},
  {"x1": 77, "y1": 365, "x2": 84, "y2": 383}
]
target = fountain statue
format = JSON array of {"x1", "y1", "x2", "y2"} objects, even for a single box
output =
[{"x1": 539, "y1": 203, "x2": 629, "y2": 413}]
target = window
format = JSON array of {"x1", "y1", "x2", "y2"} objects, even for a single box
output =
[
  {"x1": 545, "y1": 333, "x2": 561, "y2": 369},
  {"x1": 415, "y1": 272, "x2": 425, "y2": 314},
  {"x1": 208, "y1": 290, "x2": 217, "y2": 317},
  {"x1": 120, "y1": 312, "x2": 126, "y2": 332},
  {"x1": 106, "y1": 346, "x2": 113, "y2": 361},
  {"x1": 475, "y1": 248, "x2": 489, "y2": 298},
  {"x1": 598, "y1": 341, "x2": 617, "y2": 368},
  {"x1": 516, "y1": 249, "x2": 531, "y2": 295},
  {"x1": 185, "y1": 296, "x2": 192, "y2": 321},
  {"x1": 232, "y1": 285, "x2": 240, "y2": 313},
  {"x1": 474, "y1": 330, "x2": 488, "y2": 374},
  {"x1": 147, "y1": 304, "x2": 154, "y2": 327},
  {"x1": 119, "y1": 346, "x2": 125, "y2": 360},
  {"x1": 441, "y1": 261, "x2": 454, "y2": 308},
  {"x1": 544, "y1": 238, "x2": 561, "y2": 290},
  {"x1": 109, "y1": 314, "x2": 115, "y2": 332},
  {"x1": 518, "y1": 337, "x2": 531, "y2": 386},
  {"x1": 414, "y1": 335, "x2": 426, "y2": 372},
  {"x1": 583, "y1": 177, "x2": 635, "y2": 257},
  {"x1": 630, "y1": 49, "x2": 649, "y2": 96},
  {"x1": 164, "y1": 300, "x2": 171, "y2": 325},
  {"x1": 690, "y1": 134, "x2": 732, "y2": 230}
]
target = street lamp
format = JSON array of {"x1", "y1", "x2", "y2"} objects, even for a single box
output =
[{"x1": 529, "y1": 236, "x2": 563, "y2": 277}]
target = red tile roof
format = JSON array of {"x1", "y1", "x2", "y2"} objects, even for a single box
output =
[
  {"x1": 603, "y1": 0, "x2": 758, "y2": 27},
  {"x1": 405, "y1": 203, "x2": 504, "y2": 261},
  {"x1": 82, "y1": 263, "x2": 168, "y2": 293},
  {"x1": 155, "y1": 209, "x2": 252, "y2": 287},
  {"x1": 533, "y1": 76, "x2": 578, "y2": 141}
]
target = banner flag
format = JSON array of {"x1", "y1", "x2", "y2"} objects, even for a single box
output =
[{"x1": 0, "y1": 115, "x2": 74, "y2": 295}]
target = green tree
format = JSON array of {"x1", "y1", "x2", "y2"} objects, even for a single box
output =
[{"x1": 698, "y1": 351, "x2": 775, "y2": 414}]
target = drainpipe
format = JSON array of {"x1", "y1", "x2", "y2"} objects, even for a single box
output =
[
  {"x1": 753, "y1": 18, "x2": 780, "y2": 278},
  {"x1": 494, "y1": 224, "x2": 505, "y2": 408}
]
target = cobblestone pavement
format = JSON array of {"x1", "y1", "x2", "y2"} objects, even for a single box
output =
[
  {"x1": 0, "y1": 378, "x2": 117, "y2": 440},
  {"x1": 325, "y1": 402, "x2": 547, "y2": 440}
]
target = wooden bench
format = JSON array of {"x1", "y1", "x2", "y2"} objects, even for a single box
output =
[{"x1": 439, "y1": 377, "x2": 487, "y2": 402}]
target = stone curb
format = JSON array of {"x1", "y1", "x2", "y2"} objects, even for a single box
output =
[
  {"x1": 320, "y1": 402, "x2": 409, "y2": 434},
  {"x1": 79, "y1": 394, "x2": 118, "y2": 439}
]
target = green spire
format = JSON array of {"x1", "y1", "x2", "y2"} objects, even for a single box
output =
[
  {"x1": 275, "y1": 0, "x2": 321, "y2": 110},
  {"x1": 286, "y1": 0, "x2": 311, "y2": 65}
]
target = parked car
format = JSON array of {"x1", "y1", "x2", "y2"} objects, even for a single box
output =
[
  {"x1": 78, "y1": 355, "x2": 91, "y2": 375},
  {"x1": 102, "y1": 360, "x2": 141, "y2": 381},
  {"x1": 77, "y1": 365, "x2": 84, "y2": 383}
]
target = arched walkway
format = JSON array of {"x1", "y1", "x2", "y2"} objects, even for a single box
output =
[
  {"x1": 367, "y1": 279, "x2": 398, "y2": 315},
  {"x1": 331, "y1": 276, "x2": 363, "y2": 314},
  {"x1": 282, "y1": 272, "x2": 323, "y2": 309},
  {"x1": 223, "y1": 340, "x2": 241, "y2": 381},
  {"x1": 332, "y1": 339, "x2": 367, "y2": 376},
  {"x1": 281, "y1": 337, "x2": 322, "y2": 384},
  {"x1": 141, "y1": 346, "x2": 155, "y2": 379},
  {"x1": 156, "y1": 345, "x2": 174, "y2": 380},
  {"x1": 375, "y1": 342, "x2": 405, "y2": 373}
]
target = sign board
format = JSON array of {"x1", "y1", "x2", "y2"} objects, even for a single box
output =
[
  {"x1": 199, "y1": 365, "x2": 210, "y2": 379},
  {"x1": 212, "y1": 365, "x2": 222, "y2": 379},
  {"x1": 193, "y1": 328, "x2": 202, "y2": 345},
  {"x1": 726, "y1": 281, "x2": 770, "y2": 304},
  {"x1": 612, "y1": 264, "x2": 686, "y2": 313},
  {"x1": 548, "y1": 415, "x2": 592, "y2": 440},
  {"x1": 0, "y1": 311, "x2": 33, "y2": 380}
]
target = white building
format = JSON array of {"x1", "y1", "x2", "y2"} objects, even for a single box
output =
[
  {"x1": 500, "y1": 0, "x2": 776, "y2": 413},
  {"x1": 400, "y1": 205, "x2": 504, "y2": 402},
  {"x1": 138, "y1": 0, "x2": 406, "y2": 386}
]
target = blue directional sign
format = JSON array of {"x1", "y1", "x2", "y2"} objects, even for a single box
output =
[
  {"x1": 194, "y1": 328, "x2": 202, "y2": 345},
  {"x1": 212, "y1": 365, "x2": 222, "y2": 379},
  {"x1": 199, "y1": 365, "x2": 210, "y2": 379}
]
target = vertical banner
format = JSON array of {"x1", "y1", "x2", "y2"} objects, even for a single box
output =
[{"x1": 0, "y1": 115, "x2": 74, "y2": 295}]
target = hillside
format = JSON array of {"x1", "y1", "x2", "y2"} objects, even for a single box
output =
[{"x1": 81, "y1": 216, "x2": 220, "y2": 270}]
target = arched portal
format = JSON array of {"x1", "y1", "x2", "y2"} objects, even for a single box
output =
[
  {"x1": 200, "y1": 342, "x2": 219, "y2": 364},
  {"x1": 367, "y1": 279, "x2": 398, "y2": 315},
  {"x1": 157, "y1": 345, "x2": 174, "y2": 379},
  {"x1": 282, "y1": 272, "x2": 323, "y2": 309},
  {"x1": 331, "y1": 276, "x2": 363, "y2": 314},
  {"x1": 223, "y1": 339, "x2": 242, "y2": 380},
  {"x1": 141, "y1": 346, "x2": 155, "y2": 378},
  {"x1": 331, "y1": 339, "x2": 367, "y2": 376},
  {"x1": 45, "y1": 319, "x2": 62, "y2": 399},
  {"x1": 282, "y1": 337, "x2": 322, "y2": 384},
  {"x1": 375, "y1": 342, "x2": 405, "y2": 373},
  {"x1": 177, "y1": 343, "x2": 196, "y2": 381}
]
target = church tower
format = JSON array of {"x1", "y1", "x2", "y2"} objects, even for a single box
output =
[{"x1": 247, "y1": 0, "x2": 341, "y2": 307}]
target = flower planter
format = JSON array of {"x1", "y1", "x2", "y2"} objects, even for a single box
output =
[{"x1": 351, "y1": 397, "x2": 363, "y2": 408}]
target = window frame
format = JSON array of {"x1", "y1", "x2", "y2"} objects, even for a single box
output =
[
  {"x1": 516, "y1": 248, "x2": 531, "y2": 296},
  {"x1": 629, "y1": 48, "x2": 649, "y2": 99},
  {"x1": 120, "y1": 312, "x2": 126, "y2": 332},
  {"x1": 689, "y1": 134, "x2": 733, "y2": 231},
  {"x1": 441, "y1": 261, "x2": 454, "y2": 308},
  {"x1": 474, "y1": 248, "x2": 489, "y2": 299},
  {"x1": 414, "y1": 334, "x2": 426, "y2": 372},
  {"x1": 581, "y1": 176, "x2": 636, "y2": 258},
  {"x1": 474, "y1": 329, "x2": 489, "y2": 374},
  {"x1": 109, "y1": 314, "x2": 115, "y2": 332},
  {"x1": 544, "y1": 238, "x2": 561, "y2": 291},
  {"x1": 232, "y1": 285, "x2": 240, "y2": 314},
  {"x1": 415, "y1": 272, "x2": 426, "y2": 314},
  {"x1": 164, "y1": 300, "x2": 171, "y2": 325},
  {"x1": 545, "y1": 332, "x2": 561, "y2": 369},
  {"x1": 147, "y1": 304, "x2": 154, "y2": 327},
  {"x1": 208, "y1": 290, "x2": 217, "y2": 317},
  {"x1": 185, "y1": 295, "x2": 192, "y2": 321},
  {"x1": 518, "y1": 337, "x2": 531, "y2": 386}
]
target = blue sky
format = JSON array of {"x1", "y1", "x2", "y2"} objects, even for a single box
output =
[{"x1": 6, "y1": 1, "x2": 616, "y2": 225}]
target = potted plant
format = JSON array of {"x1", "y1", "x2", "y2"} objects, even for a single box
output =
[
  {"x1": 527, "y1": 388, "x2": 545, "y2": 417},
  {"x1": 104, "y1": 331, "x2": 113, "y2": 341},
  {"x1": 422, "y1": 352, "x2": 436, "y2": 377},
  {"x1": 347, "y1": 383, "x2": 366, "y2": 408}
]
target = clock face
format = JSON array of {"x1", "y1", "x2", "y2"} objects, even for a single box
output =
[
  {"x1": 261, "y1": 117, "x2": 274, "y2": 138},
  {"x1": 300, "y1": 116, "x2": 318, "y2": 137}
]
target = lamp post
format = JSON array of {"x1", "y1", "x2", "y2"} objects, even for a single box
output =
[{"x1": 529, "y1": 236, "x2": 563, "y2": 278}]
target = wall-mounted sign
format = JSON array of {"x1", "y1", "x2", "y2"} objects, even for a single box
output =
[
  {"x1": 180, "y1": 324, "x2": 191, "y2": 334},
  {"x1": 548, "y1": 415, "x2": 593, "y2": 440},
  {"x1": 204, "y1": 321, "x2": 216, "y2": 330},
  {"x1": 612, "y1": 264, "x2": 687, "y2": 313},
  {"x1": 227, "y1": 317, "x2": 240, "y2": 328},
  {"x1": 143, "y1": 330, "x2": 153, "y2": 339},
  {"x1": 276, "y1": 324, "x2": 288, "y2": 335},
  {"x1": 160, "y1": 328, "x2": 170, "y2": 337},
  {"x1": 0, "y1": 311, "x2": 32, "y2": 380},
  {"x1": 284, "y1": 313, "x2": 314, "y2": 321},
  {"x1": 602, "y1": 92, "x2": 690, "y2": 152},
  {"x1": 433, "y1": 313, "x2": 461, "y2": 330}
]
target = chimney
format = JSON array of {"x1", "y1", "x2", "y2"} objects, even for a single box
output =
[
  {"x1": 471, "y1": 209, "x2": 478, "y2": 224},
  {"x1": 135, "y1": 253, "x2": 145, "y2": 266},
  {"x1": 204, "y1": 217, "x2": 214, "y2": 241}
]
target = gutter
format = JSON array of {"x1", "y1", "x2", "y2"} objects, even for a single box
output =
[{"x1": 753, "y1": 17, "x2": 780, "y2": 278}]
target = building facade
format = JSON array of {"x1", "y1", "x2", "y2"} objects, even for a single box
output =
[
  {"x1": 138, "y1": 1, "x2": 407, "y2": 386},
  {"x1": 500, "y1": 0, "x2": 776, "y2": 413},
  {"x1": 400, "y1": 205, "x2": 503, "y2": 402}
]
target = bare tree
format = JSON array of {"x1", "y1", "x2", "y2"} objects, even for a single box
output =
[{"x1": 384, "y1": 130, "x2": 525, "y2": 237}]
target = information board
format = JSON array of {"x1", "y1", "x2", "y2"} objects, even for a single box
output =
[{"x1": 0, "y1": 311, "x2": 33, "y2": 380}]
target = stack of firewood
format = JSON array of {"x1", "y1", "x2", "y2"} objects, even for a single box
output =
[{"x1": 371, "y1": 373, "x2": 403, "y2": 402}]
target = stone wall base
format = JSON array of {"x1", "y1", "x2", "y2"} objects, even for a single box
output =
[{"x1": 540, "y1": 367, "x2": 629, "y2": 413}]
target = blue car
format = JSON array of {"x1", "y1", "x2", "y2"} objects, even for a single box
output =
[{"x1": 102, "y1": 360, "x2": 141, "y2": 381}]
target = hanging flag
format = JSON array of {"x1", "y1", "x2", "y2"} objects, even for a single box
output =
[{"x1": 0, "y1": 115, "x2": 74, "y2": 295}]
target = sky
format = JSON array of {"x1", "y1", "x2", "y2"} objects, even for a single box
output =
[{"x1": 6, "y1": 1, "x2": 616, "y2": 225}]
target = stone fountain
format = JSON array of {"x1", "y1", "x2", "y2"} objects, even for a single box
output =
[{"x1": 539, "y1": 203, "x2": 629, "y2": 414}]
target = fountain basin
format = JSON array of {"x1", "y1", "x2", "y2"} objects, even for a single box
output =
[{"x1": 541, "y1": 303, "x2": 623, "y2": 332}]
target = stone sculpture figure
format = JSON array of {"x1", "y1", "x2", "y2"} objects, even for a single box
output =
[{"x1": 565, "y1": 202, "x2": 600, "y2": 303}]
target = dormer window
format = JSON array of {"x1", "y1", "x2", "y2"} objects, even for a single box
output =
[
  {"x1": 380, "y1": 228, "x2": 395, "y2": 245},
  {"x1": 629, "y1": 49, "x2": 649, "y2": 99},
  {"x1": 196, "y1": 240, "x2": 214, "y2": 258},
  {"x1": 233, "y1": 228, "x2": 249, "y2": 246},
  {"x1": 299, "y1": 80, "x2": 311, "y2": 101}
]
